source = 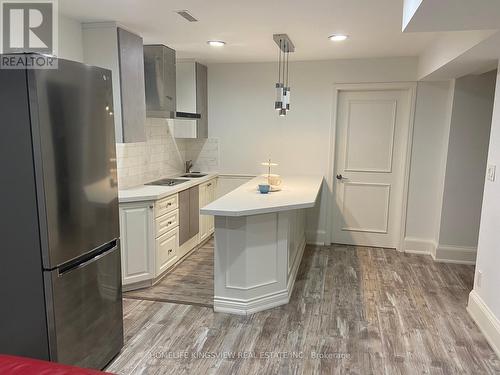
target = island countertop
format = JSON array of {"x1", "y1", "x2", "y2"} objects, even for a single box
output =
[{"x1": 200, "y1": 175, "x2": 323, "y2": 217}]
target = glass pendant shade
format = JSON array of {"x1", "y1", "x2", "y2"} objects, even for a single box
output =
[
  {"x1": 282, "y1": 87, "x2": 290, "y2": 110},
  {"x1": 275, "y1": 83, "x2": 283, "y2": 110}
]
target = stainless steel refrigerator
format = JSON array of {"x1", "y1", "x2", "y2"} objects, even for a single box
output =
[{"x1": 0, "y1": 55, "x2": 123, "y2": 370}]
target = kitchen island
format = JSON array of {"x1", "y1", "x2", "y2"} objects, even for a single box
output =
[{"x1": 201, "y1": 175, "x2": 323, "y2": 315}]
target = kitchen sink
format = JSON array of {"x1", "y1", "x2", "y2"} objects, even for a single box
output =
[
  {"x1": 146, "y1": 178, "x2": 189, "y2": 186},
  {"x1": 181, "y1": 173, "x2": 207, "y2": 178}
]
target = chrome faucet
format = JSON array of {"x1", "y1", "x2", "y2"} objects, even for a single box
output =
[{"x1": 185, "y1": 160, "x2": 193, "y2": 174}]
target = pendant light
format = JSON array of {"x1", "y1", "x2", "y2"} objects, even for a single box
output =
[
  {"x1": 275, "y1": 39, "x2": 284, "y2": 111},
  {"x1": 273, "y1": 34, "x2": 294, "y2": 117}
]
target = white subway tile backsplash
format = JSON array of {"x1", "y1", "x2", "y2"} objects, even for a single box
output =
[
  {"x1": 115, "y1": 119, "x2": 219, "y2": 189},
  {"x1": 185, "y1": 138, "x2": 220, "y2": 173}
]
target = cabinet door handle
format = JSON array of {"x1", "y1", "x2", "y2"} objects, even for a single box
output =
[
  {"x1": 207, "y1": 183, "x2": 212, "y2": 187},
  {"x1": 168, "y1": 249, "x2": 173, "y2": 254},
  {"x1": 149, "y1": 205, "x2": 154, "y2": 209},
  {"x1": 167, "y1": 221, "x2": 172, "y2": 225},
  {"x1": 167, "y1": 202, "x2": 172, "y2": 206}
]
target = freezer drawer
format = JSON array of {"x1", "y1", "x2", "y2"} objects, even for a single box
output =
[{"x1": 44, "y1": 243, "x2": 123, "y2": 369}]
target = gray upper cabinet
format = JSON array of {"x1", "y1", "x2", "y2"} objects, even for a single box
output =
[
  {"x1": 195, "y1": 63, "x2": 208, "y2": 138},
  {"x1": 144, "y1": 45, "x2": 176, "y2": 118},
  {"x1": 82, "y1": 23, "x2": 146, "y2": 143},
  {"x1": 118, "y1": 28, "x2": 146, "y2": 142}
]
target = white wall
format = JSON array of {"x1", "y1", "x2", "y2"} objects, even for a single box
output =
[
  {"x1": 404, "y1": 81, "x2": 454, "y2": 253},
  {"x1": 208, "y1": 57, "x2": 418, "y2": 243},
  {"x1": 405, "y1": 72, "x2": 496, "y2": 262},
  {"x1": 58, "y1": 15, "x2": 83, "y2": 62},
  {"x1": 468, "y1": 65, "x2": 500, "y2": 357},
  {"x1": 439, "y1": 71, "x2": 496, "y2": 248}
]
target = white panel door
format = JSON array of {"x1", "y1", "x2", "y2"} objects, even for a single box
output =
[{"x1": 332, "y1": 89, "x2": 411, "y2": 248}]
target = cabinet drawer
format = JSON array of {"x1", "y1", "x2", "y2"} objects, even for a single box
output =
[
  {"x1": 155, "y1": 194, "x2": 178, "y2": 218},
  {"x1": 155, "y1": 227, "x2": 178, "y2": 276},
  {"x1": 156, "y1": 209, "x2": 179, "y2": 237}
]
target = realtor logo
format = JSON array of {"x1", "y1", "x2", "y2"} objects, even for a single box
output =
[{"x1": 0, "y1": 0, "x2": 58, "y2": 68}]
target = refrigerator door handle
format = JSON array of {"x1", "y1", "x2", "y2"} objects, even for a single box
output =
[{"x1": 58, "y1": 240, "x2": 118, "y2": 276}]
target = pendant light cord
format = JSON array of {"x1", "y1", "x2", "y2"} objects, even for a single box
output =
[
  {"x1": 286, "y1": 49, "x2": 289, "y2": 88},
  {"x1": 278, "y1": 39, "x2": 281, "y2": 85}
]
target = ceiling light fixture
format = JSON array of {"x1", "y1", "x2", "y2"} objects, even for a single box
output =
[
  {"x1": 273, "y1": 34, "x2": 294, "y2": 117},
  {"x1": 329, "y1": 34, "x2": 348, "y2": 41},
  {"x1": 207, "y1": 40, "x2": 226, "y2": 47}
]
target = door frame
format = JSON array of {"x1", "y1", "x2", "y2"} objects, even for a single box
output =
[{"x1": 326, "y1": 82, "x2": 417, "y2": 251}]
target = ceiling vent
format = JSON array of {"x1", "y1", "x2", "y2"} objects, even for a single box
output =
[{"x1": 176, "y1": 10, "x2": 198, "y2": 22}]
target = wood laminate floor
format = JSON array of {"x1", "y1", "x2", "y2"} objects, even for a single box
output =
[
  {"x1": 108, "y1": 244, "x2": 500, "y2": 375},
  {"x1": 124, "y1": 238, "x2": 214, "y2": 307}
]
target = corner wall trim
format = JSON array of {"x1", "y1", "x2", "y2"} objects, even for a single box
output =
[
  {"x1": 306, "y1": 229, "x2": 327, "y2": 246},
  {"x1": 468, "y1": 290, "x2": 500, "y2": 359},
  {"x1": 434, "y1": 244, "x2": 477, "y2": 264}
]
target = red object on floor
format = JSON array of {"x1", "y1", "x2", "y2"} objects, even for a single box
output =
[{"x1": 0, "y1": 355, "x2": 114, "y2": 375}]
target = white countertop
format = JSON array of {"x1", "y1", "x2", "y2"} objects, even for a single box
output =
[
  {"x1": 200, "y1": 175, "x2": 323, "y2": 217},
  {"x1": 118, "y1": 173, "x2": 219, "y2": 203}
]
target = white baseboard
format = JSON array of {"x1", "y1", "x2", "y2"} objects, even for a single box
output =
[
  {"x1": 214, "y1": 237, "x2": 306, "y2": 316},
  {"x1": 214, "y1": 289, "x2": 290, "y2": 315},
  {"x1": 434, "y1": 244, "x2": 477, "y2": 265},
  {"x1": 306, "y1": 229, "x2": 327, "y2": 245},
  {"x1": 403, "y1": 237, "x2": 476, "y2": 265},
  {"x1": 403, "y1": 237, "x2": 436, "y2": 255},
  {"x1": 467, "y1": 290, "x2": 500, "y2": 359}
]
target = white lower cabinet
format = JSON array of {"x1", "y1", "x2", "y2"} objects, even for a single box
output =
[
  {"x1": 155, "y1": 227, "x2": 178, "y2": 276},
  {"x1": 120, "y1": 177, "x2": 218, "y2": 290},
  {"x1": 120, "y1": 195, "x2": 179, "y2": 289},
  {"x1": 199, "y1": 178, "x2": 217, "y2": 243},
  {"x1": 119, "y1": 202, "x2": 154, "y2": 285}
]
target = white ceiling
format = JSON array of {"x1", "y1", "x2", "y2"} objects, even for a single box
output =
[
  {"x1": 404, "y1": 0, "x2": 500, "y2": 32},
  {"x1": 60, "y1": 0, "x2": 437, "y2": 63}
]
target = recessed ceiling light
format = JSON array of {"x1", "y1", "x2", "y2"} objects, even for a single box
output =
[
  {"x1": 329, "y1": 34, "x2": 348, "y2": 42},
  {"x1": 207, "y1": 40, "x2": 226, "y2": 47}
]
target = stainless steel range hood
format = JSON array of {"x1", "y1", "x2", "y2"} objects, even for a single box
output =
[
  {"x1": 144, "y1": 46, "x2": 208, "y2": 138},
  {"x1": 175, "y1": 111, "x2": 201, "y2": 119}
]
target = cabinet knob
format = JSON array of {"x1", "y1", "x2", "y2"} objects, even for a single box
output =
[
  {"x1": 207, "y1": 183, "x2": 212, "y2": 187},
  {"x1": 149, "y1": 205, "x2": 154, "y2": 209},
  {"x1": 167, "y1": 202, "x2": 172, "y2": 206},
  {"x1": 168, "y1": 221, "x2": 172, "y2": 225}
]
